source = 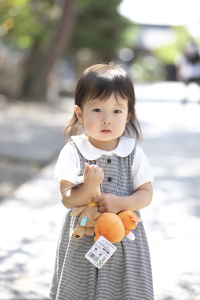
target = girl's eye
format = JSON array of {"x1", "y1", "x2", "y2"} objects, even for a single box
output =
[
  {"x1": 114, "y1": 110, "x2": 122, "y2": 114},
  {"x1": 93, "y1": 109, "x2": 101, "y2": 112}
]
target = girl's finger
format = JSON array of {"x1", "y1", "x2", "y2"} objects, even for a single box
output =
[
  {"x1": 87, "y1": 166, "x2": 94, "y2": 174},
  {"x1": 84, "y1": 163, "x2": 90, "y2": 176},
  {"x1": 97, "y1": 205, "x2": 105, "y2": 213},
  {"x1": 89, "y1": 165, "x2": 97, "y2": 173},
  {"x1": 94, "y1": 165, "x2": 99, "y2": 172},
  {"x1": 92, "y1": 197, "x2": 98, "y2": 203},
  {"x1": 99, "y1": 168, "x2": 104, "y2": 176},
  {"x1": 97, "y1": 200, "x2": 105, "y2": 207},
  {"x1": 92, "y1": 196, "x2": 103, "y2": 202}
]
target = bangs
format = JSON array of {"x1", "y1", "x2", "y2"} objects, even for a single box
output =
[
  {"x1": 87, "y1": 69, "x2": 131, "y2": 102},
  {"x1": 76, "y1": 64, "x2": 135, "y2": 106}
]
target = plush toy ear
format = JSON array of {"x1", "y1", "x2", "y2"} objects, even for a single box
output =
[
  {"x1": 129, "y1": 213, "x2": 141, "y2": 222},
  {"x1": 130, "y1": 216, "x2": 137, "y2": 222}
]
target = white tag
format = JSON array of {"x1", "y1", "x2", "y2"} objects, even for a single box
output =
[{"x1": 85, "y1": 236, "x2": 117, "y2": 269}]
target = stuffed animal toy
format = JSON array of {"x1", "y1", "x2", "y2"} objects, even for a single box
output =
[
  {"x1": 70, "y1": 176, "x2": 101, "y2": 239},
  {"x1": 118, "y1": 210, "x2": 141, "y2": 241},
  {"x1": 94, "y1": 213, "x2": 125, "y2": 243},
  {"x1": 94, "y1": 210, "x2": 141, "y2": 243}
]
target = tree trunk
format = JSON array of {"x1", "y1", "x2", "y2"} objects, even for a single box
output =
[{"x1": 22, "y1": 0, "x2": 76, "y2": 100}]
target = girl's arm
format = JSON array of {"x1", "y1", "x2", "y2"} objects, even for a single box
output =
[
  {"x1": 60, "y1": 163, "x2": 104, "y2": 209},
  {"x1": 92, "y1": 182, "x2": 153, "y2": 214}
]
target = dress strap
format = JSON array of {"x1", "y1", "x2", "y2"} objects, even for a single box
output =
[{"x1": 68, "y1": 141, "x2": 97, "y2": 176}]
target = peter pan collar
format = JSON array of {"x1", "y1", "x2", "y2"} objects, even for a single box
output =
[{"x1": 71, "y1": 134, "x2": 135, "y2": 160}]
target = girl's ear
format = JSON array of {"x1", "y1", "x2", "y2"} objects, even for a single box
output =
[
  {"x1": 126, "y1": 112, "x2": 131, "y2": 123},
  {"x1": 74, "y1": 105, "x2": 84, "y2": 123}
]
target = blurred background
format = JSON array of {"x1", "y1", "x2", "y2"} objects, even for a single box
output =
[
  {"x1": 0, "y1": 0, "x2": 200, "y2": 299},
  {"x1": 1, "y1": 0, "x2": 200, "y2": 199},
  {"x1": 1, "y1": 0, "x2": 200, "y2": 100}
]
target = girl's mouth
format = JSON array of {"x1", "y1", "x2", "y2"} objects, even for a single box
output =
[{"x1": 101, "y1": 130, "x2": 111, "y2": 134}]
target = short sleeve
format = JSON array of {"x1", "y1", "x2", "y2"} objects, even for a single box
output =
[
  {"x1": 54, "y1": 143, "x2": 80, "y2": 184},
  {"x1": 132, "y1": 146, "x2": 154, "y2": 190}
]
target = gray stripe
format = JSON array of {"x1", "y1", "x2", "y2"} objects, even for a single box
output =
[{"x1": 49, "y1": 141, "x2": 154, "y2": 300}]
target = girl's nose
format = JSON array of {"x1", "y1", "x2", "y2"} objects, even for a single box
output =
[{"x1": 101, "y1": 118, "x2": 112, "y2": 125}]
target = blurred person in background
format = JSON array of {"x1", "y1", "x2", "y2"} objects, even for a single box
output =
[{"x1": 175, "y1": 41, "x2": 200, "y2": 103}]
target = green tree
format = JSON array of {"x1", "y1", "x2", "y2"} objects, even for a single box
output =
[
  {"x1": 0, "y1": 0, "x2": 130, "y2": 100},
  {"x1": 1, "y1": 0, "x2": 75, "y2": 99},
  {"x1": 71, "y1": 0, "x2": 130, "y2": 62}
]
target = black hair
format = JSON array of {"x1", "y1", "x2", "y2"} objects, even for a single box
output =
[{"x1": 64, "y1": 62, "x2": 142, "y2": 141}]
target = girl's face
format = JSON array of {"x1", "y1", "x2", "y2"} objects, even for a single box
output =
[{"x1": 75, "y1": 93, "x2": 130, "y2": 150}]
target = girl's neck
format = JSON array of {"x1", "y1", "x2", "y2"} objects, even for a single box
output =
[{"x1": 86, "y1": 135, "x2": 119, "y2": 151}]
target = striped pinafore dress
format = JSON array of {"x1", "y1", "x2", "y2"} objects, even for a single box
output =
[{"x1": 49, "y1": 141, "x2": 154, "y2": 300}]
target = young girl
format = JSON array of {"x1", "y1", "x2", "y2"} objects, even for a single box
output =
[{"x1": 49, "y1": 63, "x2": 154, "y2": 300}]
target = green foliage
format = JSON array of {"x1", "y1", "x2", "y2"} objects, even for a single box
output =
[
  {"x1": 1, "y1": 0, "x2": 192, "y2": 67},
  {"x1": 130, "y1": 58, "x2": 165, "y2": 82},
  {"x1": 0, "y1": 0, "x2": 130, "y2": 59},
  {"x1": 71, "y1": 0, "x2": 131, "y2": 58},
  {"x1": 0, "y1": 0, "x2": 58, "y2": 50},
  {"x1": 153, "y1": 26, "x2": 191, "y2": 64},
  {"x1": 120, "y1": 25, "x2": 140, "y2": 49}
]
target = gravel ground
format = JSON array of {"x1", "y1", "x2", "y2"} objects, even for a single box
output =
[
  {"x1": 0, "y1": 95, "x2": 74, "y2": 201},
  {"x1": 0, "y1": 158, "x2": 43, "y2": 200}
]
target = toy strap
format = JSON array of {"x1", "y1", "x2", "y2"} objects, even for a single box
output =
[{"x1": 62, "y1": 182, "x2": 83, "y2": 192}]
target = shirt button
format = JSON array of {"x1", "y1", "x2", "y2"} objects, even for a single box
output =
[
  {"x1": 107, "y1": 177, "x2": 112, "y2": 182},
  {"x1": 107, "y1": 158, "x2": 111, "y2": 163}
]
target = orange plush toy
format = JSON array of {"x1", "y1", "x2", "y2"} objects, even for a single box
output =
[
  {"x1": 94, "y1": 210, "x2": 141, "y2": 243},
  {"x1": 118, "y1": 210, "x2": 141, "y2": 241},
  {"x1": 94, "y1": 213, "x2": 125, "y2": 243}
]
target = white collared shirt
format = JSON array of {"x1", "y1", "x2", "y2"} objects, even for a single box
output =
[{"x1": 55, "y1": 134, "x2": 154, "y2": 191}]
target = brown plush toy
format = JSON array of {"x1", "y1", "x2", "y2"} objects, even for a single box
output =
[{"x1": 70, "y1": 177, "x2": 101, "y2": 239}]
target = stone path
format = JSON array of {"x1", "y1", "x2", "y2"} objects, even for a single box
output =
[
  {"x1": 0, "y1": 82, "x2": 200, "y2": 299},
  {"x1": 0, "y1": 97, "x2": 74, "y2": 200}
]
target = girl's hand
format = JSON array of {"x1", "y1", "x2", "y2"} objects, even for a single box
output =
[
  {"x1": 83, "y1": 163, "x2": 104, "y2": 190},
  {"x1": 92, "y1": 193, "x2": 121, "y2": 214}
]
